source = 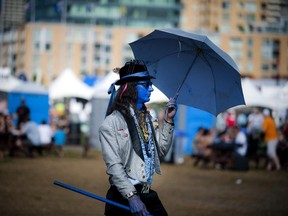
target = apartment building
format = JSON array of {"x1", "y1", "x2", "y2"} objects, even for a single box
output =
[
  {"x1": 181, "y1": 0, "x2": 288, "y2": 79},
  {"x1": 0, "y1": 0, "x2": 182, "y2": 85},
  {"x1": 1, "y1": 0, "x2": 287, "y2": 86}
]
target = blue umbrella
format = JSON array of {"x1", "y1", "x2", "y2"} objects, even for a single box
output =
[{"x1": 129, "y1": 28, "x2": 245, "y2": 116}]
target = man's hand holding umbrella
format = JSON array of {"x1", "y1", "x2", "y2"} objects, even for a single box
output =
[{"x1": 165, "y1": 95, "x2": 178, "y2": 124}]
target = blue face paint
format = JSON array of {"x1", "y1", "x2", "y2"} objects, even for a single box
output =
[{"x1": 136, "y1": 81, "x2": 154, "y2": 110}]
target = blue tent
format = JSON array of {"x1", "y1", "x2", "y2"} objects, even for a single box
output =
[
  {"x1": 8, "y1": 81, "x2": 49, "y2": 125},
  {"x1": 174, "y1": 105, "x2": 215, "y2": 155}
]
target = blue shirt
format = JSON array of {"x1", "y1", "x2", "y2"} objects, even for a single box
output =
[{"x1": 54, "y1": 129, "x2": 66, "y2": 146}]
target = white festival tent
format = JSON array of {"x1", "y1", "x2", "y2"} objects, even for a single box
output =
[
  {"x1": 241, "y1": 78, "x2": 272, "y2": 108},
  {"x1": 49, "y1": 69, "x2": 94, "y2": 100},
  {"x1": 0, "y1": 76, "x2": 22, "y2": 92},
  {"x1": 89, "y1": 71, "x2": 168, "y2": 149},
  {"x1": 11, "y1": 81, "x2": 48, "y2": 95},
  {"x1": 261, "y1": 81, "x2": 288, "y2": 111}
]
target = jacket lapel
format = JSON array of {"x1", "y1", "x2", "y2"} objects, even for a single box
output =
[{"x1": 119, "y1": 110, "x2": 144, "y2": 160}]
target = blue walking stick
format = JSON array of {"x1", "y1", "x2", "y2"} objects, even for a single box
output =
[{"x1": 53, "y1": 180, "x2": 152, "y2": 216}]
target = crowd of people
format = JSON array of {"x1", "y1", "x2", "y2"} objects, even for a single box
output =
[
  {"x1": 192, "y1": 108, "x2": 288, "y2": 171},
  {"x1": 2, "y1": 98, "x2": 288, "y2": 173},
  {"x1": 0, "y1": 98, "x2": 66, "y2": 158}
]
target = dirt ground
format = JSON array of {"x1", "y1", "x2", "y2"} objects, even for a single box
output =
[{"x1": 0, "y1": 146, "x2": 288, "y2": 216}]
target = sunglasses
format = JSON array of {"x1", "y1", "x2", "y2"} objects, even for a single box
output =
[{"x1": 137, "y1": 81, "x2": 153, "y2": 89}]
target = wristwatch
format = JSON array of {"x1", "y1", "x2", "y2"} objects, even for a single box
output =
[{"x1": 125, "y1": 191, "x2": 137, "y2": 199}]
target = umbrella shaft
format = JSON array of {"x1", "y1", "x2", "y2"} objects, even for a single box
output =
[{"x1": 176, "y1": 51, "x2": 200, "y2": 95}]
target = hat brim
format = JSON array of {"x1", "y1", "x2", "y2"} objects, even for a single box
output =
[{"x1": 115, "y1": 75, "x2": 155, "y2": 85}]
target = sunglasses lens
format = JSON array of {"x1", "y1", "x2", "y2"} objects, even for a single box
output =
[{"x1": 138, "y1": 81, "x2": 152, "y2": 89}]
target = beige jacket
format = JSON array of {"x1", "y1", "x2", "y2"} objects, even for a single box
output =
[{"x1": 99, "y1": 110, "x2": 174, "y2": 198}]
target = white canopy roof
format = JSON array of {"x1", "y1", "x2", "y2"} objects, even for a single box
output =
[
  {"x1": 49, "y1": 69, "x2": 93, "y2": 100},
  {"x1": 93, "y1": 72, "x2": 119, "y2": 99},
  {"x1": 0, "y1": 76, "x2": 47, "y2": 95},
  {"x1": 261, "y1": 81, "x2": 288, "y2": 110},
  {"x1": 11, "y1": 81, "x2": 48, "y2": 95},
  {"x1": 241, "y1": 78, "x2": 271, "y2": 108},
  {"x1": 0, "y1": 76, "x2": 22, "y2": 92}
]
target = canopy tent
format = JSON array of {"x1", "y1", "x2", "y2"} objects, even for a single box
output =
[
  {"x1": 0, "y1": 76, "x2": 22, "y2": 92},
  {"x1": 241, "y1": 78, "x2": 272, "y2": 108},
  {"x1": 49, "y1": 69, "x2": 94, "y2": 100},
  {"x1": 261, "y1": 81, "x2": 288, "y2": 111},
  {"x1": 10, "y1": 80, "x2": 48, "y2": 95},
  {"x1": 93, "y1": 72, "x2": 119, "y2": 99},
  {"x1": 0, "y1": 76, "x2": 23, "y2": 113}
]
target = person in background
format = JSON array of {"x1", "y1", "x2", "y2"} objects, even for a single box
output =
[
  {"x1": 262, "y1": 109, "x2": 281, "y2": 171},
  {"x1": 38, "y1": 119, "x2": 53, "y2": 151},
  {"x1": 247, "y1": 108, "x2": 264, "y2": 141},
  {"x1": 99, "y1": 60, "x2": 177, "y2": 216},
  {"x1": 53, "y1": 125, "x2": 66, "y2": 157},
  {"x1": 15, "y1": 98, "x2": 30, "y2": 129},
  {"x1": 225, "y1": 110, "x2": 237, "y2": 128},
  {"x1": 12, "y1": 115, "x2": 42, "y2": 158},
  {"x1": 192, "y1": 127, "x2": 213, "y2": 167},
  {"x1": 246, "y1": 108, "x2": 264, "y2": 168},
  {"x1": 227, "y1": 125, "x2": 248, "y2": 157},
  {"x1": 0, "y1": 113, "x2": 5, "y2": 158}
]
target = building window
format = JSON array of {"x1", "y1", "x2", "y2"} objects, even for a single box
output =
[
  {"x1": 94, "y1": 43, "x2": 101, "y2": 49},
  {"x1": 220, "y1": 24, "x2": 230, "y2": 32},
  {"x1": 46, "y1": 43, "x2": 51, "y2": 51},
  {"x1": 81, "y1": 57, "x2": 86, "y2": 64},
  {"x1": 94, "y1": 56, "x2": 100, "y2": 63},
  {"x1": 32, "y1": 28, "x2": 53, "y2": 53},
  {"x1": 261, "y1": 39, "x2": 274, "y2": 60},
  {"x1": 230, "y1": 49, "x2": 242, "y2": 60},
  {"x1": 247, "y1": 62, "x2": 253, "y2": 73},
  {"x1": 247, "y1": 50, "x2": 252, "y2": 58},
  {"x1": 245, "y1": 2, "x2": 256, "y2": 12},
  {"x1": 237, "y1": 2, "x2": 244, "y2": 8},
  {"x1": 105, "y1": 45, "x2": 111, "y2": 53},
  {"x1": 82, "y1": 44, "x2": 87, "y2": 51},
  {"x1": 261, "y1": 64, "x2": 269, "y2": 71},
  {"x1": 229, "y1": 38, "x2": 243, "y2": 48},
  {"x1": 247, "y1": 38, "x2": 253, "y2": 46},
  {"x1": 222, "y1": 2, "x2": 231, "y2": 9},
  {"x1": 247, "y1": 14, "x2": 255, "y2": 22},
  {"x1": 222, "y1": 13, "x2": 230, "y2": 20}
]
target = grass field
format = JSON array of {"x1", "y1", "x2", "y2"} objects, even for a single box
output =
[{"x1": 0, "y1": 146, "x2": 288, "y2": 216}]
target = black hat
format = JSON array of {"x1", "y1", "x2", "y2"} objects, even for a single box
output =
[{"x1": 114, "y1": 60, "x2": 154, "y2": 85}]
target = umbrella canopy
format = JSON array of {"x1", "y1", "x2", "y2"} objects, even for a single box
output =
[{"x1": 129, "y1": 28, "x2": 245, "y2": 116}]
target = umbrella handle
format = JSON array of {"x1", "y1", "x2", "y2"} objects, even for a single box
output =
[{"x1": 173, "y1": 91, "x2": 179, "y2": 101}]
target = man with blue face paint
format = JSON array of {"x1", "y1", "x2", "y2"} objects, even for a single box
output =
[{"x1": 99, "y1": 60, "x2": 177, "y2": 216}]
